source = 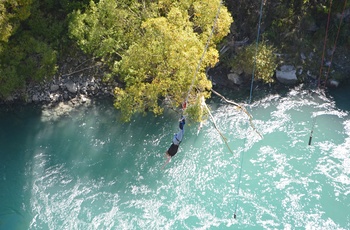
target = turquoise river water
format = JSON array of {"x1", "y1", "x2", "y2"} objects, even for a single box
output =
[{"x1": 0, "y1": 85, "x2": 350, "y2": 229}]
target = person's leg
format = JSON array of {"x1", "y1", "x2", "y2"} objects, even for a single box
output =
[{"x1": 162, "y1": 152, "x2": 171, "y2": 169}]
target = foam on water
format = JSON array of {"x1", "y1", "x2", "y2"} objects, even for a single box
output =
[{"x1": 0, "y1": 87, "x2": 350, "y2": 229}]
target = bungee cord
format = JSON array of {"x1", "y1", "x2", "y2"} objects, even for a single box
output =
[
  {"x1": 318, "y1": 0, "x2": 333, "y2": 88},
  {"x1": 310, "y1": 0, "x2": 347, "y2": 145},
  {"x1": 249, "y1": 0, "x2": 265, "y2": 104},
  {"x1": 323, "y1": 0, "x2": 348, "y2": 88},
  {"x1": 232, "y1": 0, "x2": 265, "y2": 219},
  {"x1": 184, "y1": 0, "x2": 222, "y2": 106}
]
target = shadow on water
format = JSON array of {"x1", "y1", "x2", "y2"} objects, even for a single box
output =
[
  {"x1": 0, "y1": 103, "x2": 45, "y2": 229},
  {"x1": 328, "y1": 83, "x2": 350, "y2": 112},
  {"x1": 1, "y1": 99, "x2": 181, "y2": 229}
]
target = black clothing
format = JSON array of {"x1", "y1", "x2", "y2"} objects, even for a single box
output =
[{"x1": 167, "y1": 143, "x2": 179, "y2": 157}]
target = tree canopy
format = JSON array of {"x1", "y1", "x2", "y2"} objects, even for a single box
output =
[
  {"x1": 69, "y1": 0, "x2": 233, "y2": 121},
  {"x1": 0, "y1": 0, "x2": 90, "y2": 98}
]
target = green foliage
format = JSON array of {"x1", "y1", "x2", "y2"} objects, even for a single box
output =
[
  {"x1": 231, "y1": 42, "x2": 278, "y2": 83},
  {"x1": 0, "y1": 64, "x2": 23, "y2": 98},
  {"x1": 0, "y1": 32, "x2": 58, "y2": 97},
  {"x1": 59, "y1": 0, "x2": 92, "y2": 13},
  {"x1": 192, "y1": 0, "x2": 233, "y2": 44},
  {"x1": 184, "y1": 96, "x2": 208, "y2": 122},
  {"x1": 0, "y1": 0, "x2": 91, "y2": 98},
  {"x1": 27, "y1": 4, "x2": 65, "y2": 45},
  {"x1": 69, "y1": 0, "x2": 143, "y2": 61},
  {"x1": 113, "y1": 2, "x2": 227, "y2": 121},
  {"x1": 0, "y1": 0, "x2": 32, "y2": 44},
  {"x1": 70, "y1": 0, "x2": 232, "y2": 121}
]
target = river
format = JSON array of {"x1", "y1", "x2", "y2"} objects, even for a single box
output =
[{"x1": 0, "y1": 84, "x2": 349, "y2": 229}]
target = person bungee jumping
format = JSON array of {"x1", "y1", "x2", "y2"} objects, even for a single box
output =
[{"x1": 162, "y1": 115, "x2": 185, "y2": 168}]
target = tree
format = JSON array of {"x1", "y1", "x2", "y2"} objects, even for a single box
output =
[
  {"x1": 69, "y1": 0, "x2": 144, "y2": 62},
  {"x1": 69, "y1": 0, "x2": 233, "y2": 121},
  {"x1": 0, "y1": 0, "x2": 71, "y2": 98},
  {"x1": 113, "y1": 8, "x2": 213, "y2": 121},
  {"x1": 114, "y1": 1, "x2": 232, "y2": 121},
  {"x1": 0, "y1": 32, "x2": 58, "y2": 98},
  {"x1": 0, "y1": 0, "x2": 32, "y2": 48}
]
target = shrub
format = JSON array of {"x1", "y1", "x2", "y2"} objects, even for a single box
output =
[{"x1": 231, "y1": 41, "x2": 278, "y2": 83}]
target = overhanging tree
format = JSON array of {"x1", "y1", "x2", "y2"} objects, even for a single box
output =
[{"x1": 69, "y1": 0, "x2": 232, "y2": 121}]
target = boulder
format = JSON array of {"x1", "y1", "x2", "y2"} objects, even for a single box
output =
[
  {"x1": 65, "y1": 80, "x2": 78, "y2": 94},
  {"x1": 276, "y1": 65, "x2": 298, "y2": 85},
  {"x1": 5, "y1": 96, "x2": 14, "y2": 102},
  {"x1": 32, "y1": 94, "x2": 39, "y2": 102},
  {"x1": 227, "y1": 73, "x2": 243, "y2": 85},
  {"x1": 328, "y1": 79, "x2": 339, "y2": 87},
  {"x1": 63, "y1": 91, "x2": 69, "y2": 100},
  {"x1": 50, "y1": 84, "x2": 59, "y2": 92}
]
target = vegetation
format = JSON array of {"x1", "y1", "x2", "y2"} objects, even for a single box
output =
[
  {"x1": 69, "y1": 0, "x2": 232, "y2": 121},
  {"x1": 231, "y1": 41, "x2": 278, "y2": 83},
  {"x1": 0, "y1": 0, "x2": 91, "y2": 98}
]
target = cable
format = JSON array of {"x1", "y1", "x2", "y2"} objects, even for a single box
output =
[
  {"x1": 323, "y1": 0, "x2": 348, "y2": 87},
  {"x1": 318, "y1": 0, "x2": 333, "y2": 88},
  {"x1": 185, "y1": 0, "x2": 222, "y2": 105},
  {"x1": 249, "y1": 0, "x2": 264, "y2": 104}
]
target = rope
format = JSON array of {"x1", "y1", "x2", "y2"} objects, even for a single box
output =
[
  {"x1": 249, "y1": 0, "x2": 264, "y2": 104},
  {"x1": 202, "y1": 100, "x2": 235, "y2": 155},
  {"x1": 318, "y1": 0, "x2": 333, "y2": 88},
  {"x1": 211, "y1": 89, "x2": 263, "y2": 139},
  {"x1": 235, "y1": 1, "x2": 264, "y2": 216},
  {"x1": 323, "y1": 0, "x2": 348, "y2": 87},
  {"x1": 185, "y1": 0, "x2": 222, "y2": 106}
]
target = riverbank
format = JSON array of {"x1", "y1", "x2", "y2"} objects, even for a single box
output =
[
  {"x1": 0, "y1": 51, "x2": 348, "y2": 115},
  {"x1": 0, "y1": 54, "x2": 119, "y2": 107}
]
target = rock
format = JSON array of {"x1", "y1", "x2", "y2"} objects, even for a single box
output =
[
  {"x1": 50, "y1": 93, "x2": 59, "y2": 102},
  {"x1": 227, "y1": 73, "x2": 243, "y2": 85},
  {"x1": 297, "y1": 67, "x2": 303, "y2": 75},
  {"x1": 307, "y1": 70, "x2": 317, "y2": 79},
  {"x1": 81, "y1": 81, "x2": 88, "y2": 88},
  {"x1": 80, "y1": 95, "x2": 91, "y2": 104},
  {"x1": 327, "y1": 49, "x2": 334, "y2": 56},
  {"x1": 81, "y1": 96, "x2": 87, "y2": 103},
  {"x1": 50, "y1": 84, "x2": 59, "y2": 92},
  {"x1": 276, "y1": 65, "x2": 298, "y2": 85},
  {"x1": 308, "y1": 52, "x2": 314, "y2": 60},
  {"x1": 5, "y1": 96, "x2": 14, "y2": 102},
  {"x1": 89, "y1": 77, "x2": 95, "y2": 86},
  {"x1": 328, "y1": 79, "x2": 339, "y2": 87},
  {"x1": 65, "y1": 80, "x2": 77, "y2": 94},
  {"x1": 63, "y1": 91, "x2": 69, "y2": 100},
  {"x1": 32, "y1": 94, "x2": 39, "y2": 102},
  {"x1": 280, "y1": 65, "x2": 294, "y2": 72},
  {"x1": 308, "y1": 24, "x2": 318, "y2": 32}
]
